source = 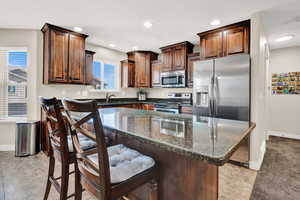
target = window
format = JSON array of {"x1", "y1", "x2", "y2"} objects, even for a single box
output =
[
  {"x1": 92, "y1": 60, "x2": 118, "y2": 91},
  {"x1": 0, "y1": 49, "x2": 28, "y2": 119}
]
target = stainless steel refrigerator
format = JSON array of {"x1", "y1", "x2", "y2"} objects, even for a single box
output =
[{"x1": 193, "y1": 54, "x2": 251, "y2": 166}]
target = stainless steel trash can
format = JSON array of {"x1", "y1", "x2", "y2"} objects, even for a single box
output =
[{"x1": 15, "y1": 120, "x2": 40, "y2": 157}]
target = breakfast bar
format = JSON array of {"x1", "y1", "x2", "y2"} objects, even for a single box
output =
[{"x1": 98, "y1": 108, "x2": 256, "y2": 200}]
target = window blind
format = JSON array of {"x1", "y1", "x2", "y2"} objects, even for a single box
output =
[{"x1": 0, "y1": 48, "x2": 28, "y2": 119}]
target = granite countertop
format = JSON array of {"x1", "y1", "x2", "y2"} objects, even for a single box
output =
[
  {"x1": 98, "y1": 108, "x2": 256, "y2": 166},
  {"x1": 96, "y1": 100, "x2": 158, "y2": 106},
  {"x1": 95, "y1": 98, "x2": 193, "y2": 107}
]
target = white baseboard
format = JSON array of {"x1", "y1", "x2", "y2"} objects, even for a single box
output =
[
  {"x1": 0, "y1": 145, "x2": 15, "y2": 151},
  {"x1": 249, "y1": 140, "x2": 266, "y2": 171},
  {"x1": 267, "y1": 130, "x2": 300, "y2": 140}
]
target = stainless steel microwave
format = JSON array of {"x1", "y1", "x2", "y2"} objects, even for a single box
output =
[{"x1": 161, "y1": 70, "x2": 186, "y2": 88}]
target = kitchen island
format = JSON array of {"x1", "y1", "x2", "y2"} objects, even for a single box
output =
[{"x1": 98, "y1": 108, "x2": 256, "y2": 200}]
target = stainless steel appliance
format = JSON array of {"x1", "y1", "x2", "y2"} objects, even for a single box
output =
[
  {"x1": 193, "y1": 54, "x2": 250, "y2": 166},
  {"x1": 154, "y1": 93, "x2": 192, "y2": 114},
  {"x1": 161, "y1": 70, "x2": 186, "y2": 88},
  {"x1": 193, "y1": 54, "x2": 250, "y2": 121},
  {"x1": 15, "y1": 120, "x2": 40, "y2": 157}
]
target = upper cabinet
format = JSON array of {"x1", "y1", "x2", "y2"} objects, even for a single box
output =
[
  {"x1": 41, "y1": 23, "x2": 88, "y2": 84},
  {"x1": 160, "y1": 41, "x2": 194, "y2": 72},
  {"x1": 121, "y1": 59, "x2": 135, "y2": 88},
  {"x1": 187, "y1": 53, "x2": 200, "y2": 88},
  {"x1": 151, "y1": 60, "x2": 162, "y2": 88},
  {"x1": 223, "y1": 25, "x2": 249, "y2": 56},
  {"x1": 85, "y1": 50, "x2": 96, "y2": 85},
  {"x1": 199, "y1": 32, "x2": 223, "y2": 59},
  {"x1": 198, "y1": 20, "x2": 250, "y2": 60},
  {"x1": 126, "y1": 51, "x2": 158, "y2": 88}
]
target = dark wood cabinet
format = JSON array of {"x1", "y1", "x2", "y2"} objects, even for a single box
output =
[
  {"x1": 42, "y1": 23, "x2": 88, "y2": 84},
  {"x1": 187, "y1": 53, "x2": 200, "y2": 88},
  {"x1": 161, "y1": 49, "x2": 173, "y2": 72},
  {"x1": 135, "y1": 52, "x2": 148, "y2": 87},
  {"x1": 199, "y1": 32, "x2": 223, "y2": 59},
  {"x1": 160, "y1": 41, "x2": 194, "y2": 72},
  {"x1": 223, "y1": 26, "x2": 249, "y2": 56},
  {"x1": 68, "y1": 34, "x2": 85, "y2": 83},
  {"x1": 127, "y1": 51, "x2": 158, "y2": 88},
  {"x1": 151, "y1": 60, "x2": 161, "y2": 87},
  {"x1": 198, "y1": 20, "x2": 250, "y2": 60},
  {"x1": 47, "y1": 29, "x2": 69, "y2": 83},
  {"x1": 121, "y1": 60, "x2": 135, "y2": 88},
  {"x1": 142, "y1": 104, "x2": 154, "y2": 110},
  {"x1": 173, "y1": 45, "x2": 186, "y2": 70},
  {"x1": 85, "y1": 50, "x2": 96, "y2": 85}
]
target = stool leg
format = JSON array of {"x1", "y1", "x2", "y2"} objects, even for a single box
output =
[
  {"x1": 43, "y1": 156, "x2": 55, "y2": 200},
  {"x1": 148, "y1": 179, "x2": 158, "y2": 200},
  {"x1": 74, "y1": 162, "x2": 82, "y2": 200},
  {"x1": 59, "y1": 160, "x2": 69, "y2": 200}
]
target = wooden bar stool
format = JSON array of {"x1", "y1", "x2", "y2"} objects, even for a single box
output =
[
  {"x1": 62, "y1": 98, "x2": 159, "y2": 200},
  {"x1": 40, "y1": 97, "x2": 99, "y2": 200}
]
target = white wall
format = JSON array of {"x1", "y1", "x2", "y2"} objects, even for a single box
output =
[
  {"x1": 0, "y1": 29, "x2": 39, "y2": 149},
  {"x1": 249, "y1": 13, "x2": 269, "y2": 170},
  {"x1": 267, "y1": 46, "x2": 300, "y2": 136}
]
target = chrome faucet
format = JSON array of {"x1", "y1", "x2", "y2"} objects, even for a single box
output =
[{"x1": 106, "y1": 93, "x2": 116, "y2": 102}]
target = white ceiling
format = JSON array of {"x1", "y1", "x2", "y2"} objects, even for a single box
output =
[
  {"x1": 262, "y1": 0, "x2": 300, "y2": 49},
  {"x1": 0, "y1": 0, "x2": 296, "y2": 52}
]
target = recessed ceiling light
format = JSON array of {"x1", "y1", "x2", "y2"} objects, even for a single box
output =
[
  {"x1": 73, "y1": 27, "x2": 83, "y2": 32},
  {"x1": 132, "y1": 46, "x2": 138, "y2": 50},
  {"x1": 210, "y1": 19, "x2": 221, "y2": 26},
  {"x1": 143, "y1": 21, "x2": 153, "y2": 29},
  {"x1": 275, "y1": 35, "x2": 294, "y2": 42},
  {"x1": 109, "y1": 44, "x2": 116, "y2": 48}
]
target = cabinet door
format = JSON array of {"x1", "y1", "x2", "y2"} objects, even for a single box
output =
[
  {"x1": 223, "y1": 26, "x2": 249, "y2": 56},
  {"x1": 187, "y1": 55, "x2": 200, "y2": 88},
  {"x1": 121, "y1": 61, "x2": 135, "y2": 88},
  {"x1": 200, "y1": 32, "x2": 223, "y2": 59},
  {"x1": 85, "y1": 51, "x2": 95, "y2": 85},
  {"x1": 49, "y1": 29, "x2": 69, "y2": 83},
  {"x1": 161, "y1": 49, "x2": 173, "y2": 72},
  {"x1": 173, "y1": 45, "x2": 186, "y2": 70},
  {"x1": 135, "y1": 53, "x2": 149, "y2": 87},
  {"x1": 151, "y1": 62, "x2": 161, "y2": 87},
  {"x1": 68, "y1": 34, "x2": 85, "y2": 83}
]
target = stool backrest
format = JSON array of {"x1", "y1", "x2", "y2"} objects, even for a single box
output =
[
  {"x1": 62, "y1": 98, "x2": 111, "y2": 200},
  {"x1": 40, "y1": 97, "x2": 70, "y2": 154}
]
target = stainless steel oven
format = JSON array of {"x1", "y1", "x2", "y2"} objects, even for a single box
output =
[{"x1": 161, "y1": 70, "x2": 186, "y2": 88}]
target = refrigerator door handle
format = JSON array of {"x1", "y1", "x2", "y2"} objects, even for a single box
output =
[
  {"x1": 214, "y1": 76, "x2": 218, "y2": 116},
  {"x1": 208, "y1": 75, "x2": 214, "y2": 116}
]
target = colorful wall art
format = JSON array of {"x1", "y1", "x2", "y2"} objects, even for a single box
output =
[{"x1": 272, "y1": 72, "x2": 300, "y2": 95}]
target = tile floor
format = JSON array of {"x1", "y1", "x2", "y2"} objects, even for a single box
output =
[{"x1": 0, "y1": 152, "x2": 257, "y2": 200}]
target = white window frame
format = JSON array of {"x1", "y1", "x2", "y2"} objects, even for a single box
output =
[
  {"x1": 89, "y1": 59, "x2": 120, "y2": 93},
  {"x1": 0, "y1": 47, "x2": 28, "y2": 120}
]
